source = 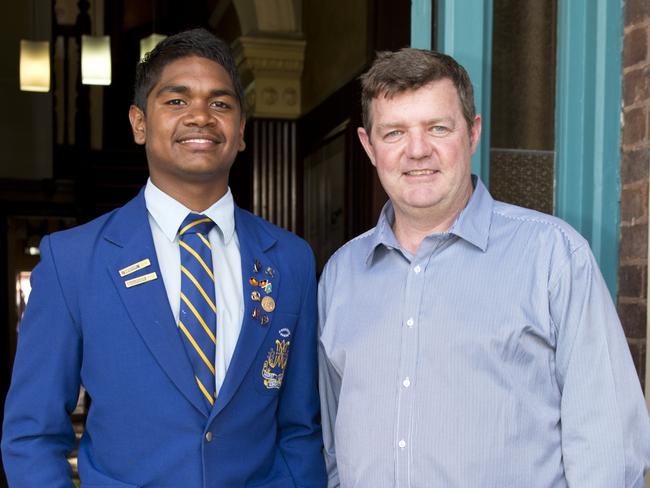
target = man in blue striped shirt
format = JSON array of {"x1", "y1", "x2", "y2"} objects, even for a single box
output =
[{"x1": 318, "y1": 48, "x2": 650, "y2": 487}]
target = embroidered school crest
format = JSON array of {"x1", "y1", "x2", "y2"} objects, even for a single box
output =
[{"x1": 262, "y1": 339, "x2": 290, "y2": 389}]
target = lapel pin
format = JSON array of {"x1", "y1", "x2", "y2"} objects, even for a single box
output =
[
  {"x1": 261, "y1": 296, "x2": 276, "y2": 313},
  {"x1": 259, "y1": 279, "x2": 268, "y2": 288},
  {"x1": 260, "y1": 315, "x2": 269, "y2": 326},
  {"x1": 265, "y1": 266, "x2": 274, "y2": 277},
  {"x1": 119, "y1": 258, "x2": 151, "y2": 277},
  {"x1": 252, "y1": 307, "x2": 260, "y2": 319},
  {"x1": 251, "y1": 290, "x2": 261, "y2": 301},
  {"x1": 253, "y1": 259, "x2": 262, "y2": 273},
  {"x1": 263, "y1": 282, "x2": 272, "y2": 294},
  {"x1": 124, "y1": 271, "x2": 158, "y2": 288},
  {"x1": 249, "y1": 277, "x2": 258, "y2": 287}
]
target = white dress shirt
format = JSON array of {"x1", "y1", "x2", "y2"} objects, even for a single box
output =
[{"x1": 144, "y1": 179, "x2": 243, "y2": 395}]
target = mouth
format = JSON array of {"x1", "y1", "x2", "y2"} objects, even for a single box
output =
[
  {"x1": 403, "y1": 169, "x2": 438, "y2": 176},
  {"x1": 177, "y1": 134, "x2": 223, "y2": 148}
]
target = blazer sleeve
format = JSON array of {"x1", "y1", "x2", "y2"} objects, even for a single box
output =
[
  {"x1": 275, "y1": 248, "x2": 327, "y2": 487},
  {"x1": 1, "y1": 235, "x2": 82, "y2": 487}
]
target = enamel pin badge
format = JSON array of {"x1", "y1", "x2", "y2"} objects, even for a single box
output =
[
  {"x1": 124, "y1": 271, "x2": 158, "y2": 288},
  {"x1": 248, "y1": 258, "x2": 277, "y2": 326},
  {"x1": 119, "y1": 258, "x2": 151, "y2": 277}
]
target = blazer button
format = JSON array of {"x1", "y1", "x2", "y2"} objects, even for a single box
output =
[{"x1": 205, "y1": 432, "x2": 213, "y2": 442}]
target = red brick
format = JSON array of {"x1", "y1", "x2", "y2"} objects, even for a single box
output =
[
  {"x1": 620, "y1": 222, "x2": 648, "y2": 259},
  {"x1": 620, "y1": 186, "x2": 647, "y2": 222},
  {"x1": 618, "y1": 302, "x2": 647, "y2": 338},
  {"x1": 624, "y1": 28, "x2": 648, "y2": 68},
  {"x1": 623, "y1": 67, "x2": 650, "y2": 106},
  {"x1": 621, "y1": 147, "x2": 650, "y2": 184},
  {"x1": 623, "y1": 107, "x2": 647, "y2": 146},
  {"x1": 625, "y1": 0, "x2": 650, "y2": 26},
  {"x1": 618, "y1": 264, "x2": 646, "y2": 298},
  {"x1": 626, "y1": 340, "x2": 646, "y2": 388}
]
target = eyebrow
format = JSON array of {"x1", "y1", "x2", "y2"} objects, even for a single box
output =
[{"x1": 155, "y1": 85, "x2": 237, "y2": 100}]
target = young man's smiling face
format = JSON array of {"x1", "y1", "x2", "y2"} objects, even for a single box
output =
[{"x1": 129, "y1": 55, "x2": 245, "y2": 201}]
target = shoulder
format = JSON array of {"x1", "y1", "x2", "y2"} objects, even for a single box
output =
[
  {"x1": 489, "y1": 200, "x2": 595, "y2": 286},
  {"x1": 236, "y1": 208, "x2": 316, "y2": 271},
  {"x1": 320, "y1": 227, "x2": 376, "y2": 285},
  {"x1": 238, "y1": 208, "x2": 310, "y2": 248},
  {"x1": 490, "y1": 200, "x2": 588, "y2": 254},
  {"x1": 46, "y1": 208, "x2": 120, "y2": 256}
]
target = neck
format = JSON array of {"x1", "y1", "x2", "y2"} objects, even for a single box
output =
[
  {"x1": 151, "y1": 178, "x2": 228, "y2": 212},
  {"x1": 392, "y1": 191, "x2": 472, "y2": 256}
]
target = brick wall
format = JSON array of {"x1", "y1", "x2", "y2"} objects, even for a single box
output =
[{"x1": 619, "y1": 0, "x2": 650, "y2": 389}]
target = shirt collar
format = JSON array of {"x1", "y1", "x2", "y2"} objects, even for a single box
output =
[
  {"x1": 364, "y1": 175, "x2": 493, "y2": 265},
  {"x1": 144, "y1": 178, "x2": 236, "y2": 244}
]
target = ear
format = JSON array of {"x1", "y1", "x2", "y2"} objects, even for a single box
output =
[
  {"x1": 238, "y1": 116, "x2": 246, "y2": 152},
  {"x1": 357, "y1": 127, "x2": 377, "y2": 167},
  {"x1": 469, "y1": 114, "x2": 482, "y2": 154},
  {"x1": 129, "y1": 105, "x2": 147, "y2": 145}
]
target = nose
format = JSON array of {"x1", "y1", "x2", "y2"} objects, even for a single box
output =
[
  {"x1": 183, "y1": 103, "x2": 215, "y2": 127},
  {"x1": 405, "y1": 129, "x2": 432, "y2": 160}
]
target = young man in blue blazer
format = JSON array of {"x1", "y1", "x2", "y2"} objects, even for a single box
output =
[{"x1": 2, "y1": 28, "x2": 326, "y2": 487}]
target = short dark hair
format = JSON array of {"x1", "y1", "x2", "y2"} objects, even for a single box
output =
[
  {"x1": 133, "y1": 28, "x2": 244, "y2": 114},
  {"x1": 360, "y1": 48, "x2": 475, "y2": 134}
]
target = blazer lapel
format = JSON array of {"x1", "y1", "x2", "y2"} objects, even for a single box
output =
[
  {"x1": 211, "y1": 208, "x2": 279, "y2": 418},
  {"x1": 104, "y1": 191, "x2": 210, "y2": 417}
]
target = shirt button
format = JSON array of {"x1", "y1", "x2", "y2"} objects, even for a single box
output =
[
  {"x1": 398, "y1": 440, "x2": 406, "y2": 448},
  {"x1": 413, "y1": 265, "x2": 421, "y2": 273},
  {"x1": 402, "y1": 377, "x2": 411, "y2": 388},
  {"x1": 205, "y1": 432, "x2": 213, "y2": 442},
  {"x1": 406, "y1": 318, "x2": 414, "y2": 327}
]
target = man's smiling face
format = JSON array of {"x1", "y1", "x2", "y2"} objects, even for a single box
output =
[
  {"x1": 357, "y1": 78, "x2": 481, "y2": 224},
  {"x1": 129, "y1": 55, "x2": 245, "y2": 199}
]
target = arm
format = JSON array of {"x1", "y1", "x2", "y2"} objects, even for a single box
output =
[
  {"x1": 276, "y1": 250, "x2": 327, "y2": 487},
  {"x1": 551, "y1": 245, "x2": 650, "y2": 487},
  {"x1": 317, "y1": 263, "x2": 341, "y2": 488},
  {"x1": 1, "y1": 235, "x2": 82, "y2": 487}
]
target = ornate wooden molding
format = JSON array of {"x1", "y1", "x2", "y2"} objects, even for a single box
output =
[{"x1": 233, "y1": 36, "x2": 306, "y2": 119}]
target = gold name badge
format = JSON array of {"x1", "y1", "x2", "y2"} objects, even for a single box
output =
[
  {"x1": 119, "y1": 258, "x2": 152, "y2": 277},
  {"x1": 125, "y1": 272, "x2": 158, "y2": 288}
]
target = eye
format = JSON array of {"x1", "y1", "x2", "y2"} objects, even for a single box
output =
[
  {"x1": 431, "y1": 125, "x2": 450, "y2": 135},
  {"x1": 165, "y1": 98, "x2": 186, "y2": 106},
  {"x1": 210, "y1": 100, "x2": 231, "y2": 110},
  {"x1": 384, "y1": 129, "x2": 403, "y2": 140}
]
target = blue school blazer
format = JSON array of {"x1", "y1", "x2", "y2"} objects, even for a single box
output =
[{"x1": 2, "y1": 189, "x2": 326, "y2": 487}]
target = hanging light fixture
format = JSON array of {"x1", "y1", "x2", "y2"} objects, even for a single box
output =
[
  {"x1": 19, "y1": 0, "x2": 50, "y2": 92},
  {"x1": 81, "y1": 34, "x2": 111, "y2": 85},
  {"x1": 20, "y1": 40, "x2": 50, "y2": 92},
  {"x1": 81, "y1": 0, "x2": 111, "y2": 86},
  {"x1": 140, "y1": 33, "x2": 166, "y2": 61},
  {"x1": 139, "y1": 0, "x2": 165, "y2": 61}
]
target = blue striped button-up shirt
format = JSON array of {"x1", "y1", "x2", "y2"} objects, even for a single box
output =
[{"x1": 318, "y1": 177, "x2": 650, "y2": 487}]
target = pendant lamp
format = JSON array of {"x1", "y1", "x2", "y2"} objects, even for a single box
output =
[
  {"x1": 81, "y1": 35, "x2": 111, "y2": 85},
  {"x1": 20, "y1": 40, "x2": 50, "y2": 92},
  {"x1": 140, "y1": 33, "x2": 167, "y2": 61}
]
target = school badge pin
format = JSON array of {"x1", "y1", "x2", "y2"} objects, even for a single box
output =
[{"x1": 262, "y1": 339, "x2": 290, "y2": 389}]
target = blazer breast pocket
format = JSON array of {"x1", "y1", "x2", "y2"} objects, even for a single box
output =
[{"x1": 254, "y1": 312, "x2": 298, "y2": 396}]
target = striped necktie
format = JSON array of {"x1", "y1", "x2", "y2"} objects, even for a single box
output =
[{"x1": 178, "y1": 213, "x2": 217, "y2": 408}]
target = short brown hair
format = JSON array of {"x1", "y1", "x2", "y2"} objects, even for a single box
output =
[{"x1": 360, "y1": 48, "x2": 475, "y2": 134}]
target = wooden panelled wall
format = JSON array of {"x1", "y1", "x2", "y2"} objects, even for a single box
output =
[{"x1": 250, "y1": 119, "x2": 298, "y2": 233}]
